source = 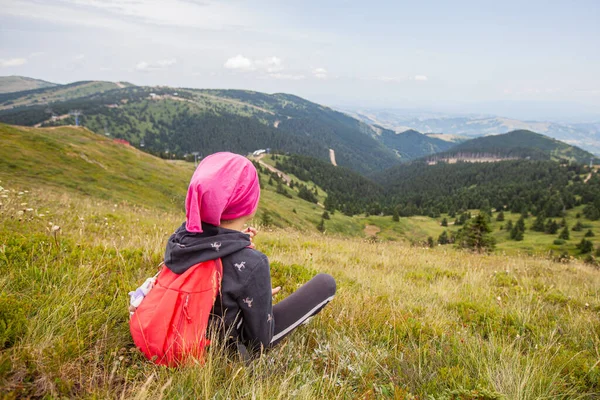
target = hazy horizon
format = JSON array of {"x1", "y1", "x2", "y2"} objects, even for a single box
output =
[{"x1": 1, "y1": 0, "x2": 599, "y2": 121}]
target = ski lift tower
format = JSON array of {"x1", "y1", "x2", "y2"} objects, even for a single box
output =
[
  {"x1": 69, "y1": 110, "x2": 82, "y2": 126},
  {"x1": 192, "y1": 151, "x2": 200, "y2": 166}
]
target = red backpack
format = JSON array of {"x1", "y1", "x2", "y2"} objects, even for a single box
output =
[{"x1": 129, "y1": 259, "x2": 223, "y2": 366}]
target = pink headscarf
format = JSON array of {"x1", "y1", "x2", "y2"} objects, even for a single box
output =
[{"x1": 185, "y1": 152, "x2": 260, "y2": 233}]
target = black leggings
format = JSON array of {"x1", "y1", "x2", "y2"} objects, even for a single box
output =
[{"x1": 269, "y1": 273, "x2": 336, "y2": 346}]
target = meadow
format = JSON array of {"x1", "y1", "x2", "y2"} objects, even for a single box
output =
[{"x1": 1, "y1": 125, "x2": 600, "y2": 399}]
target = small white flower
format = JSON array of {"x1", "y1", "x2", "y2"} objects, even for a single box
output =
[
  {"x1": 497, "y1": 296, "x2": 502, "y2": 301},
  {"x1": 18, "y1": 192, "x2": 24, "y2": 195},
  {"x1": 39, "y1": 214, "x2": 45, "y2": 217},
  {"x1": 51, "y1": 225, "x2": 60, "y2": 232},
  {"x1": 585, "y1": 303, "x2": 590, "y2": 307},
  {"x1": 26, "y1": 208, "x2": 33, "y2": 212},
  {"x1": 17, "y1": 210, "x2": 24, "y2": 216},
  {"x1": 20, "y1": 203, "x2": 27, "y2": 206}
]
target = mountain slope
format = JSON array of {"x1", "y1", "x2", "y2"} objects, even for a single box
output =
[
  {"x1": 0, "y1": 123, "x2": 191, "y2": 209},
  {"x1": 0, "y1": 75, "x2": 58, "y2": 93},
  {"x1": 0, "y1": 84, "x2": 400, "y2": 174},
  {"x1": 376, "y1": 127, "x2": 455, "y2": 160},
  {"x1": 436, "y1": 130, "x2": 597, "y2": 163}
]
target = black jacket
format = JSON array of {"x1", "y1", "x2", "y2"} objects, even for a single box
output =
[{"x1": 164, "y1": 222, "x2": 274, "y2": 352}]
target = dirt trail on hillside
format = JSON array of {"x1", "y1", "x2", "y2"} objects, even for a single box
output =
[
  {"x1": 329, "y1": 149, "x2": 337, "y2": 166},
  {"x1": 253, "y1": 154, "x2": 291, "y2": 184},
  {"x1": 34, "y1": 114, "x2": 70, "y2": 128}
]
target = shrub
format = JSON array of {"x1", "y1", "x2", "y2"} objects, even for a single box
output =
[{"x1": 577, "y1": 239, "x2": 594, "y2": 254}]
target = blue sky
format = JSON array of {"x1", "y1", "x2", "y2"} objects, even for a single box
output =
[{"x1": 0, "y1": 0, "x2": 599, "y2": 119}]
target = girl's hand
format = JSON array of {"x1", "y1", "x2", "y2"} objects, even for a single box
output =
[
  {"x1": 272, "y1": 286, "x2": 281, "y2": 296},
  {"x1": 244, "y1": 227, "x2": 258, "y2": 249}
]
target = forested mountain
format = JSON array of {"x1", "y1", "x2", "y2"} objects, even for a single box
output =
[
  {"x1": 0, "y1": 83, "x2": 400, "y2": 174},
  {"x1": 274, "y1": 154, "x2": 384, "y2": 215},
  {"x1": 0, "y1": 76, "x2": 57, "y2": 93},
  {"x1": 373, "y1": 160, "x2": 600, "y2": 217},
  {"x1": 433, "y1": 130, "x2": 597, "y2": 164},
  {"x1": 274, "y1": 152, "x2": 600, "y2": 221},
  {"x1": 377, "y1": 127, "x2": 455, "y2": 160}
]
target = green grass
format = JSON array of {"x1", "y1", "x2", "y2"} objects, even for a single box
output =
[
  {"x1": 1, "y1": 124, "x2": 600, "y2": 398},
  {"x1": 1, "y1": 185, "x2": 599, "y2": 398}
]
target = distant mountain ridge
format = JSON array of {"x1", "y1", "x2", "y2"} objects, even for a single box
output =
[
  {"x1": 375, "y1": 127, "x2": 455, "y2": 160},
  {"x1": 0, "y1": 76, "x2": 58, "y2": 94},
  {"x1": 432, "y1": 130, "x2": 598, "y2": 164},
  {"x1": 341, "y1": 107, "x2": 600, "y2": 156}
]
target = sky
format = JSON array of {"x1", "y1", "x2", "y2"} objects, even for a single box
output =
[{"x1": 0, "y1": 0, "x2": 599, "y2": 120}]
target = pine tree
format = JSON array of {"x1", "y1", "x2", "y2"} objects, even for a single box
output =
[
  {"x1": 505, "y1": 220, "x2": 513, "y2": 231},
  {"x1": 545, "y1": 219, "x2": 559, "y2": 234},
  {"x1": 585, "y1": 229, "x2": 595, "y2": 237},
  {"x1": 427, "y1": 236, "x2": 435, "y2": 248},
  {"x1": 531, "y1": 213, "x2": 546, "y2": 232},
  {"x1": 261, "y1": 211, "x2": 272, "y2": 226},
  {"x1": 441, "y1": 217, "x2": 448, "y2": 227},
  {"x1": 572, "y1": 221, "x2": 584, "y2": 232},
  {"x1": 438, "y1": 230, "x2": 449, "y2": 245},
  {"x1": 456, "y1": 213, "x2": 496, "y2": 251},
  {"x1": 558, "y1": 226, "x2": 570, "y2": 240},
  {"x1": 322, "y1": 211, "x2": 330, "y2": 220},
  {"x1": 577, "y1": 239, "x2": 594, "y2": 254},
  {"x1": 316, "y1": 218, "x2": 325, "y2": 233},
  {"x1": 392, "y1": 210, "x2": 399, "y2": 222},
  {"x1": 496, "y1": 211, "x2": 505, "y2": 222},
  {"x1": 560, "y1": 218, "x2": 567, "y2": 227},
  {"x1": 510, "y1": 217, "x2": 525, "y2": 241}
]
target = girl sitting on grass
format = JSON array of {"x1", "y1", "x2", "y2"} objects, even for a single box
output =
[{"x1": 142, "y1": 152, "x2": 336, "y2": 359}]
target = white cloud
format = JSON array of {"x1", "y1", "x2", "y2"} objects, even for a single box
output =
[
  {"x1": 269, "y1": 73, "x2": 305, "y2": 80},
  {"x1": 74, "y1": 54, "x2": 85, "y2": 61},
  {"x1": 0, "y1": 58, "x2": 27, "y2": 67},
  {"x1": 313, "y1": 67, "x2": 328, "y2": 79},
  {"x1": 135, "y1": 58, "x2": 177, "y2": 72},
  {"x1": 414, "y1": 75, "x2": 428, "y2": 81},
  {"x1": 256, "y1": 57, "x2": 283, "y2": 73},
  {"x1": 224, "y1": 55, "x2": 286, "y2": 74},
  {"x1": 135, "y1": 61, "x2": 150, "y2": 71},
  {"x1": 156, "y1": 58, "x2": 176, "y2": 68},
  {"x1": 224, "y1": 55, "x2": 254, "y2": 71}
]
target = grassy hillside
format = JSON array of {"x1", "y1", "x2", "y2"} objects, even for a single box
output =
[
  {"x1": 2, "y1": 167, "x2": 600, "y2": 398},
  {"x1": 0, "y1": 123, "x2": 191, "y2": 210},
  {"x1": 437, "y1": 130, "x2": 597, "y2": 164},
  {"x1": 0, "y1": 76, "x2": 57, "y2": 93}
]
